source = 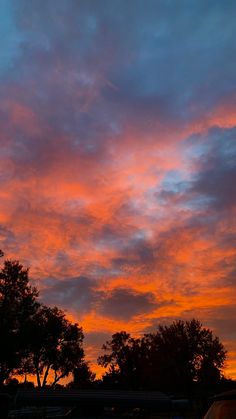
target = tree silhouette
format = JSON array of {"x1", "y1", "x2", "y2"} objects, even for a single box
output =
[
  {"x1": 20, "y1": 305, "x2": 86, "y2": 387},
  {"x1": 98, "y1": 331, "x2": 146, "y2": 389},
  {"x1": 98, "y1": 320, "x2": 227, "y2": 392},
  {"x1": 0, "y1": 251, "x2": 88, "y2": 387},
  {"x1": 143, "y1": 319, "x2": 226, "y2": 391},
  {"x1": 0, "y1": 252, "x2": 39, "y2": 386},
  {"x1": 69, "y1": 361, "x2": 95, "y2": 388}
]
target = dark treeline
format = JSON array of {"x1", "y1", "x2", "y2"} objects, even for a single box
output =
[
  {"x1": 98, "y1": 325, "x2": 227, "y2": 395},
  {"x1": 0, "y1": 250, "x2": 94, "y2": 389},
  {"x1": 0, "y1": 250, "x2": 235, "y2": 397}
]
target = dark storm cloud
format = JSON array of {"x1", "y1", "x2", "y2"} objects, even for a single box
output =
[
  {"x1": 1, "y1": 0, "x2": 236, "y2": 199},
  {"x1": 111, "y1": 236, "x2": 155, "y2": 273},
  {"x1": 1, "y1": 0, "x2": 236, "y2": 163},
  {"x1": 100, "y1": 288, "x2": 170, "y2": 320},
  {"x1": 91, "y1": 223, "x2": 136, "y2": 252},
  {"x1": 41, "y1": 276, "x2": 99, "y2": 314},
  {"x1": 190, "y1": 128, "x2": 236, "y2": 211},
  {"x1": 0, "y1": 225, "x2": 16, "y2": 247},
  {"x1": 41, "y1": 276, "x2": 165, "y2": 321},
  {"x1": 206, "y1": 305, "x2": 236, "y2": 341},
  {"x1": 85, "y1": 331, "x2": 111, "y2": 349},
  {"x1": 155, "y1": 126, "x2": 236, "y2": 215},
  {"x1": 0, "y1": 84, "x2": 112, "y2": 178},
  {"x1": 223, "y1": 266, "x2": 236, "y2": 286}
]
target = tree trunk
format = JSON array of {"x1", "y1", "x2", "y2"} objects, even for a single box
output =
[
  {"x1": 36, "y1": 367, "x2": 41, "y2": 388},
  {"x1": 42, "y1": 364, "x2": 51, "y2": 388}
]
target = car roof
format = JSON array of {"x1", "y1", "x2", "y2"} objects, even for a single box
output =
[{"x1": 213, "y1": 390, "x2": 236, "y2": 401}]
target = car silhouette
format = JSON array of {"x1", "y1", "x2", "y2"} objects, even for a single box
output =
[{"x1": 203, "y1": 389, "x2": 236, "y2": 419}]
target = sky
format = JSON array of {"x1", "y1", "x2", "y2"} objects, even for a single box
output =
[{"x1": 0, "y1": 0, "x2": 236, "y2": 379}]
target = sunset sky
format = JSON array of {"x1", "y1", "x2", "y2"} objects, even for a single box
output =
[{"x1": 1, "y1": 0, "x2": 236, "y2": 379}]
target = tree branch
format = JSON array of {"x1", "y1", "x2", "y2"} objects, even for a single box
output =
[
  {"x1": 51, "y1": 371, "x2": 66, "y2": 387},
  {"x1": 36, "y1": 367, "x2": 41, "y2": 388},
  {"x1": 42, "y1": 364, "x2": 51, "y2": 388}
]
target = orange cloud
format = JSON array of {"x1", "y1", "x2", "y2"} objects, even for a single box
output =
[{"x1": 1, "y1": 81, "x2": 236, "y2": 381}]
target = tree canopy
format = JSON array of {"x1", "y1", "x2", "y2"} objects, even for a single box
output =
[
  {"x1": 98, "y1": 319, "x2": 227, "y2": 392},
  {"x1": 0, "y1": 250, "x2": 89, "y2": 388},
  {"x1": 98, "y1": 331, "x2": 142, "y2": 389},
  {"x1": 0, "y1": 252, "x2": 39, "y2": 386},
  {"x1": 22, "y1": 305, "x2": 86, "y2": 387}
]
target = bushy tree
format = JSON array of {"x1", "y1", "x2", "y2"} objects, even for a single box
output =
[
  {"x1": 143, "y1": 319, "x2": 226, "y2": 391},
  {"x1": 98, "y1": 331, "x2": 145, "y2": 389},
  {"x1": 98, "y1": 320, "x2": 227, "y2": 392},
  {"x1": 0, "y1": 250, "x2": 89, "y2": 388},
  {"x1": 0, "y1": 251, "x2": 39, "y2": 386},
  {"x1": 68, "y1": 361, "x2": 95, "y2": 389},
  {"x1": 21, "y1": 305, "x2": 85, "y2": 387}
]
